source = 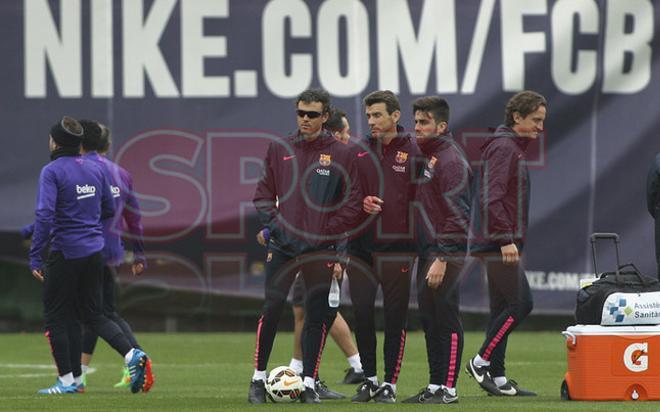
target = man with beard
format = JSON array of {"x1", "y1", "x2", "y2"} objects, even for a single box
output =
[{"x1": 402, "y1": 96, "x2": 471, "y2": 404}]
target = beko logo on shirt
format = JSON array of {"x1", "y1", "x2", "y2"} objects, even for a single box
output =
[
  {"x1": 111, "y1": 185, "x2": 121, "y2": 198},
  {"x1": 76, "y1": 184, "x2": 96, "y2": 200}
]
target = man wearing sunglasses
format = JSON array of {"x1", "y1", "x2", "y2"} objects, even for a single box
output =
[
  {"x1": 348, "y1": 90, "x2": 421, "y2": 403},
  {"x1": 250, "y1": 89, "x2": 363, "y2": 403}
]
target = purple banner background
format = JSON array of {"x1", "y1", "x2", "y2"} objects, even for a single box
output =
[{"x1": 1, "y1": 0, "x2": 658, "y2": 314}]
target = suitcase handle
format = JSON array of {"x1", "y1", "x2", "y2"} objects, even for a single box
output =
[
  {"x1": 590, "y1": 233, "x2": 621, "y2": 277},
  {"x1": 617, "y1": 263, "x2": 650, "y2": 286}
]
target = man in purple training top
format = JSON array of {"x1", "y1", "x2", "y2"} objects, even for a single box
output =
[
  {"x1": 78, "y1": 119, "x2": 152, "y2": 390},
  {"x1": 29, "y1": 116, "x2": 151, "y2": 395}
]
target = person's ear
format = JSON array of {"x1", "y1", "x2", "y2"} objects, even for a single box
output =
[
  {"x1": 437, "y1": 121, "x2": 448, "y2": 134},
  {"x1": 513, "y1": 111, "x2": 523, "y2": 125}
]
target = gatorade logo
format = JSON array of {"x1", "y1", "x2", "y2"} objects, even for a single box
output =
[
  {"x1": 623, "y1": 342, "x2": 648, "y2": 372},
  {"x1": 76, "y1": 184, "x2": 96, "y2": 200}
]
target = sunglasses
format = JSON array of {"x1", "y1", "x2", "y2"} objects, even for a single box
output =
[{"x1": 296, "y1": 109, "x2": 323, "y2": 119}]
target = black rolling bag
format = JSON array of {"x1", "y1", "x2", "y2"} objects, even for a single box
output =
[{"x1": 575, "y1": 233, "x2": 660, "y2": 325}]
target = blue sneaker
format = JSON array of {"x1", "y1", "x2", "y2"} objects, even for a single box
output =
[
  {"x1": 37, "y1": 379, "x2": 78, "y2": 395},
  {"x1": 127, "y1": 349, "x2": 150, "y2": 393}
]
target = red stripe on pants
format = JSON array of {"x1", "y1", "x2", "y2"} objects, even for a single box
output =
[
  {"x1": 445, "y1": 332, "x2": 458, "y2": 388},
  {"x1": 391, "y1": 330, "x2": 407, "y2": 384},
  {"x1": 482, "y1": 316, "x2": 514, "y2": 360},
  {"x1": 253, "y1": 316, "x2": 264, "y2": 370},
  {"x1": 312, "y1": 324, "x2": 328, "y2": 379}
]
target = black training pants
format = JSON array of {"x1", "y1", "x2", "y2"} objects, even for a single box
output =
[
  {"x1": 477, "y1": 255, "x2": 533, "y2": 378},
  {"x1": 253, "y1": 248, "x2": 338, "y2": 379},
  {"x1": 416, "y1": 255, "x2": 464, "y2": 388},
  {"x1": 347, "y1": 251, "x2": 413, "y2": 384},
  {"x1": 81, "y1": 265, "x2": 140, "y2": 355},
  {"x1": 43, "y1": 251, "x2": 133, "y2": 377}
]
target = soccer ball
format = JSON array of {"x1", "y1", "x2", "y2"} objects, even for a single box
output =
[{"x1": 265, "y1": 366, "x2": 304, "y2": 403}]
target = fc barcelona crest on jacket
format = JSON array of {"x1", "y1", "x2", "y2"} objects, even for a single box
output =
[
  {"x1": 428, "y1": 156, "x2": 438, "y2": 169},
  {"x1": 319, "y1": 154, "x2": 332, "y2": 166},
  {"x1": 395, "y1": 151, "x2": 408, "y2": 164}
]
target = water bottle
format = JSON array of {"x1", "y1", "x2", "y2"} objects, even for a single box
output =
[{"x1": 328, "y1": 277, "x2": 340, "y2": 308}]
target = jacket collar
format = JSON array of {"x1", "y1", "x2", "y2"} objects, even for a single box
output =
[
  {"x1": 291, "y1": 129, "x2": 335, "y2": 150},
  {"x1": 367, "y1": 125, "x2": 411, "y2": 151},
  {"x1": 418, "y1": 131, "x2": 455, "y2": 156},
  {"x1": 481, "y1": 125, "x2": 531, "y2": 152}
]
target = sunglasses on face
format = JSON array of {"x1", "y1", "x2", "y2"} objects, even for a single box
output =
[{"x1": 296, "y1": 109, "x2": 323, "y2": 119}]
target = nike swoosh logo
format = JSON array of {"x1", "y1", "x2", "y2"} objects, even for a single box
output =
[
  {"x1": 283, "y1": 155, "x2": 296, "y2": 161},
  {"x1": 470, "y1": 364, "x2": 485, "y2": 383},
  {"x1": 283, "y1": 380, "x2": 298, "y2": 387},
  {"x1": 357, "y1": 151, "x2": 368, "y2": 158},
  {"x1": 498, "y1": 387, "x2": 517, "y2": 395},
  {"x1": 369, "y1": 389, "x2": 378, "y2": 397}
]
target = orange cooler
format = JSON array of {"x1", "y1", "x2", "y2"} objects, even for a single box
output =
[{"x1": 562, "y1": 325, "x2": 660, "y2": 401}]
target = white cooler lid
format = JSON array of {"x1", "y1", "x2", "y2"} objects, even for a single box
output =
[{"x1": 565, "y1": 325, "x2": 660, "y2": 335}]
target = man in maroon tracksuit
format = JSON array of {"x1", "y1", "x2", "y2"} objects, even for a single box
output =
[
  {"x1": 348, "y1": 90, "x2": 421, "y2": 403},
  {"x1": 402, "y1": 97, "x2": 472, "y2": 404},
  {"x1": 465, "y1": 91, "x2": 547, "y2": 397},
  {"x1": 249, "y1": 89, "x2": 362, "y2": 403}
]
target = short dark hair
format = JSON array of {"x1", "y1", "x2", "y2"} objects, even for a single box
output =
[
  {"x1": 295, "y1": 88, "x2": 331, "y2": 114},
  {"x1": 505, "y1": 91, "x2": 547, "y2": 127},
  {"x1": 412, "y1": 96, "x2": 450, "y2": 124},
  {"x1": 80, "y1": 119, "x2": 111, "y2": 152},
  {"x1": 363, "y1": 90, "x2": 400, "y2": 114},
  {"x1": 325, "y1": 108, "x2": 347, "y2": 132}
]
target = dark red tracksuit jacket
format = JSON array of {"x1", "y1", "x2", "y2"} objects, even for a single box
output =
[
  {"x1": 471, "y1": 125, "x2": 531, "y2": 253},
  {"x1": 253, "y1": 130, "x2": 363, "y2": 255},
  {"x1": 348, "y1": 126, "x2": 422, "y2": 253},
  {"x1": 416, "y1": 133, "x2": 473, "y2": 255}
]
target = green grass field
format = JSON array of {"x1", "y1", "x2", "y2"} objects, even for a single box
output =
[{"x1": 0, "y1": 331, "x2": 656, "y2": 411}]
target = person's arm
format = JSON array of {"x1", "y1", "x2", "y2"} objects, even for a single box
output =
[
  {"x1": 253, "y1": 144, "x2": 282, "y2": 234},
  {"x1": 407, "y1": 144, "x2": 426, "y2": 207},
  {"x1": 326, "y1": 150, "x2": 365, "y2": 237},
  {"x1": 482, "y1": 144, "x2": 517, "y2": 246},
  {"x1": 647, "y1": 156, "x2": 660, "y2": 218},
  {"x1": 122, "y1": 172, "x2": 147, "y2": 274},
  {"x1": 29, "y1": 168, "x2": 56, "y2": 277},
  {"x1": 21, "y1": 223, "x2": 35, "y2": 240},
  {"x1": 482, "y1": 144, "x2": 521, "y2": 264},
  {"x1": 437, "y1": 156, "x2": 472, "y2": 252},
  {"x1": 100, "y1": 172, "x2": 115, "y2": 221}
]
